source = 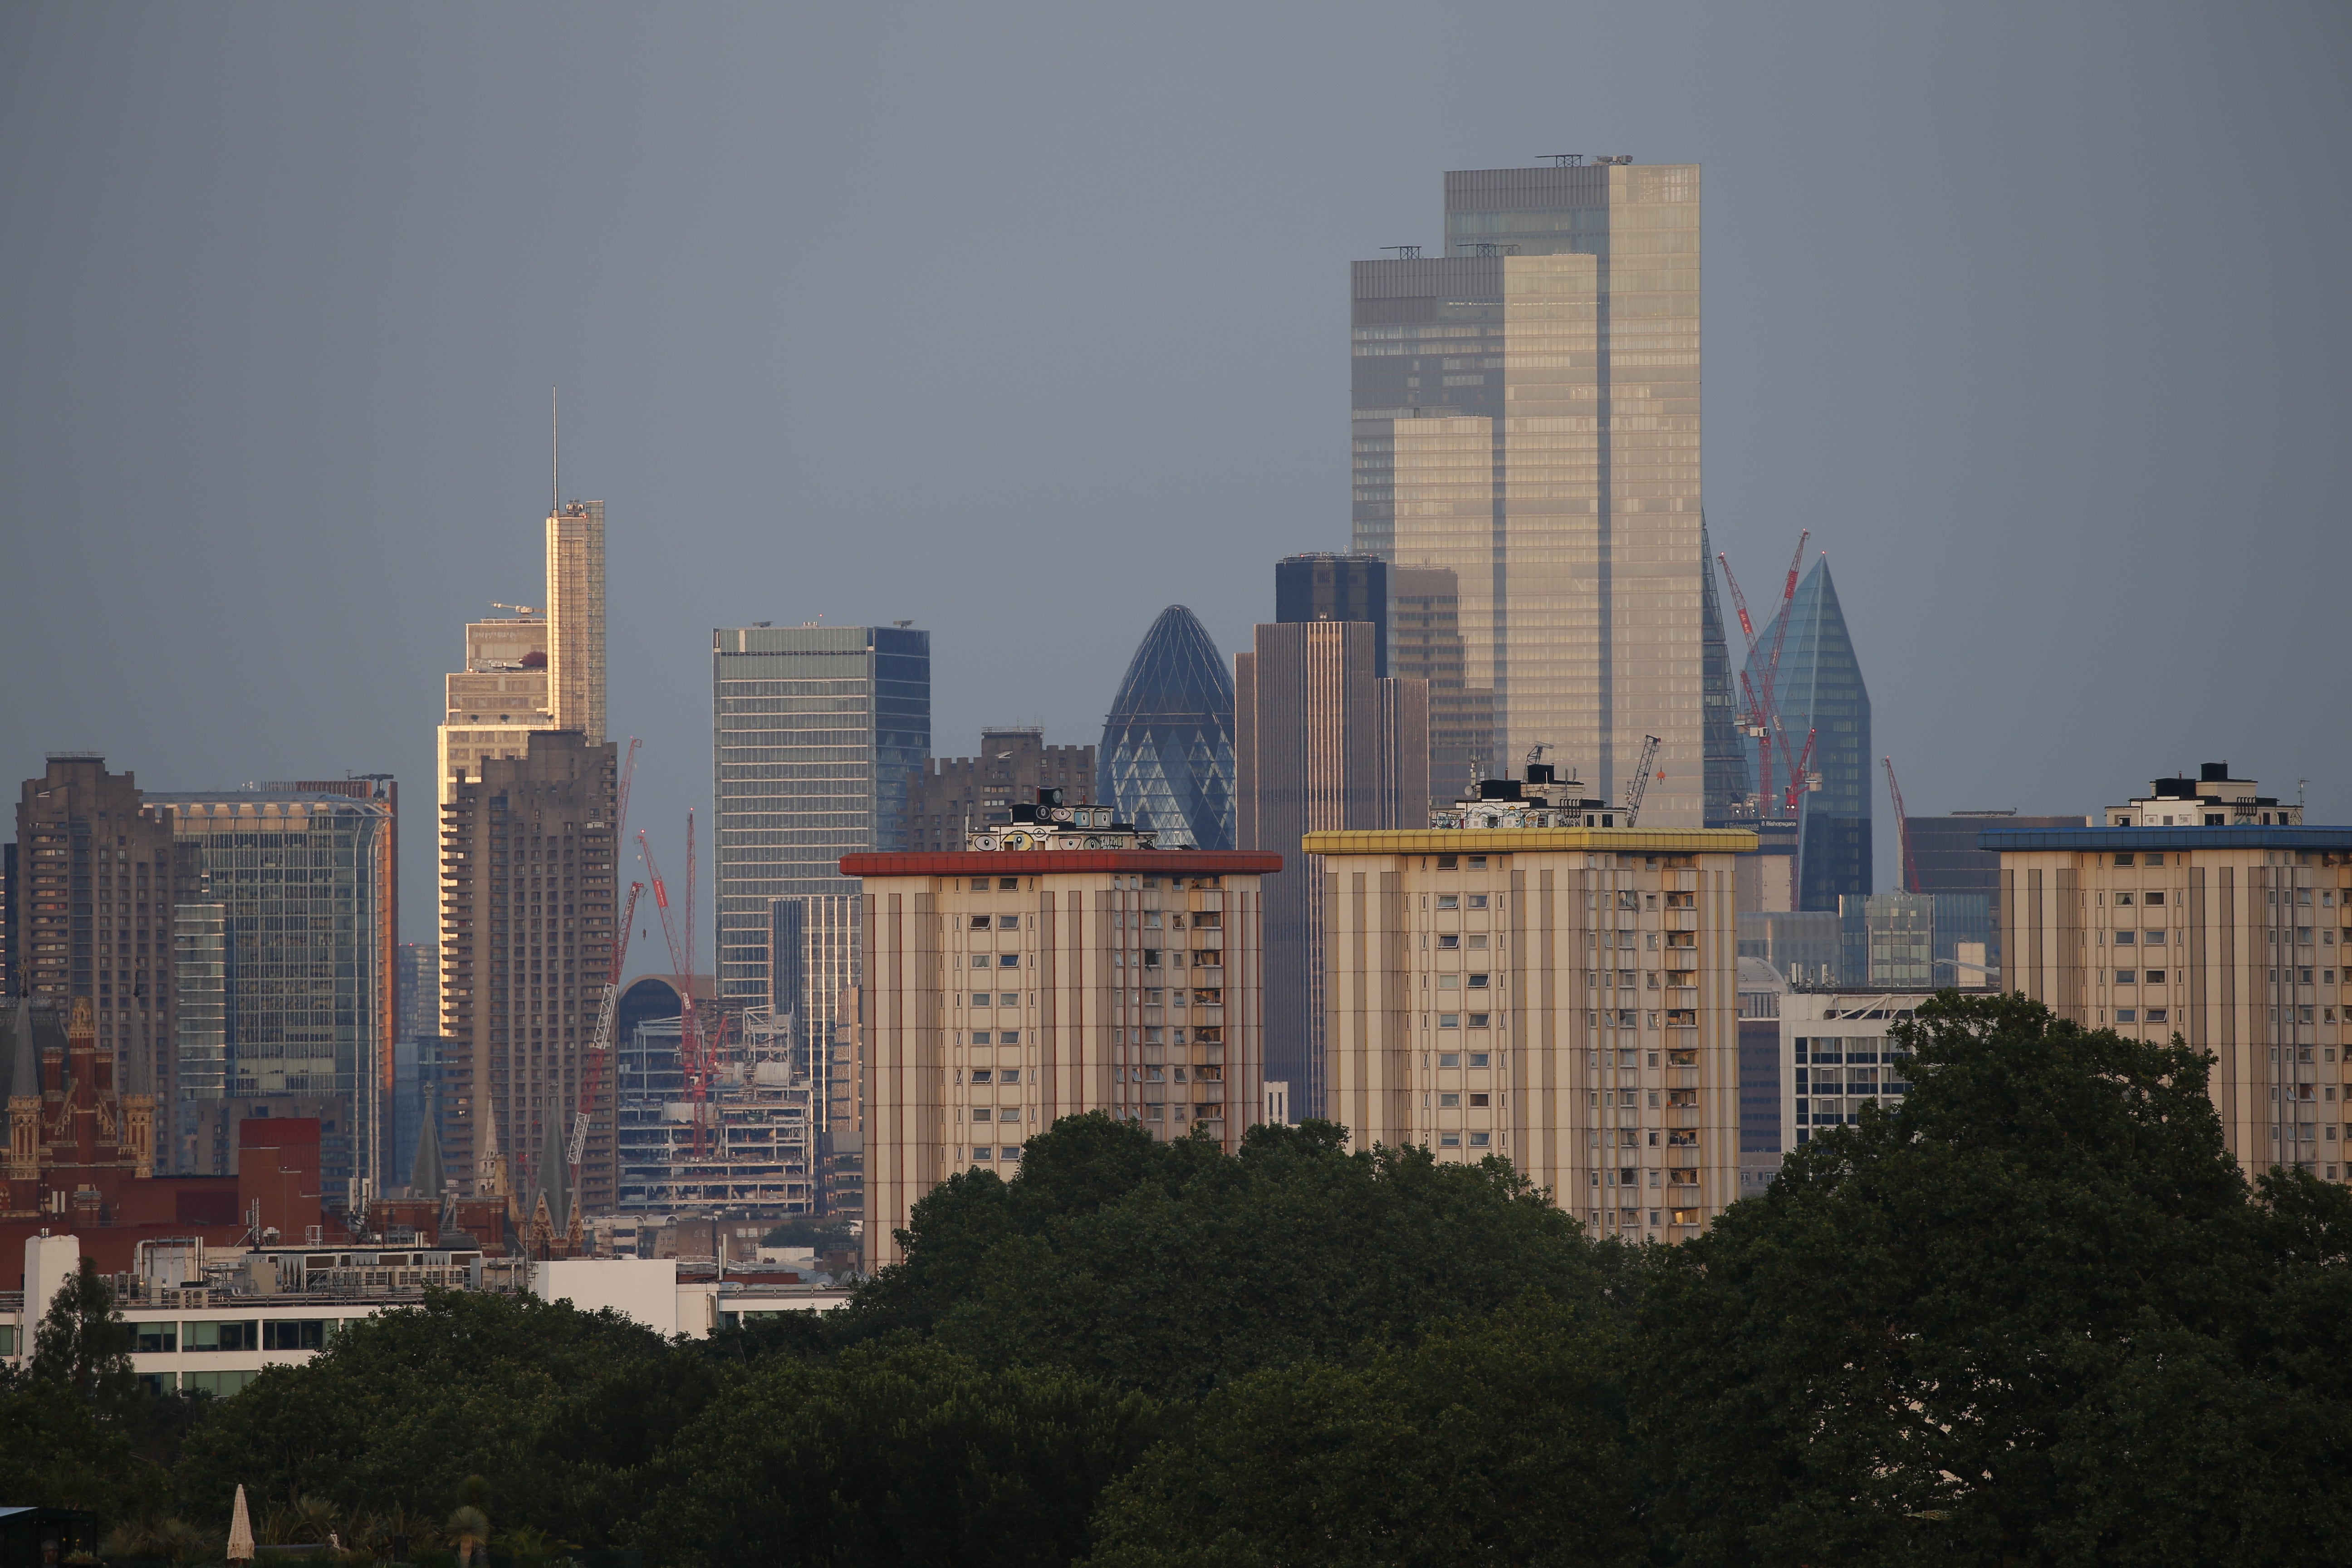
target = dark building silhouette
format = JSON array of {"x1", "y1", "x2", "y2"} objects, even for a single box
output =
[
  {"x1": 1098, "y1": 607, "x2": 1235, "y2": 851},
  {"x1": 904, "y1": 727, "x2": 1094, "y2": 852},
  {"x1": 1742, "y1": 558, "x2": 1869, "y2": 911},
  {"x1": 1700, "y1": 520, "x2": 1752, "y2": 825}
]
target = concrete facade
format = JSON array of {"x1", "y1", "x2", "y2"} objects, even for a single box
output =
[
  {"x1": 1307, "y1": 824, "x2": 1753, "y2": 1244},
  {"x1": 848, "y1": 844, "x2": 1278, "y2": 1269},
  {"x1": 1988, "y1": 821, "x2": 2351, "y2": 1184}
]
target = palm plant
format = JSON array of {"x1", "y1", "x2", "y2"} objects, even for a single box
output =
[
  {"x1": 444, "y1": 1506, "x2": 490, "y2": 1568},
  {"x1": 496, "y1": 1524, "x2": 578, "y2": 1567}
]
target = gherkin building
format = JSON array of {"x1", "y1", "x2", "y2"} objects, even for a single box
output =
[
  {"x1": 1743, "y1": 556, "x2": 1871, "y2": 910},
  {"x1": 1098, "y1": 605, "x2": 1235, "y2": 851}
]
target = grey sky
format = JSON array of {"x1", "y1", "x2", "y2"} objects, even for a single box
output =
[{"x1": 4, "y1": 2, "x2": 2346, "y2": 941}]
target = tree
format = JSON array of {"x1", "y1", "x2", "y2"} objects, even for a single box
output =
[
  {"x1": 838, "y1": 1114, "x2": 1617, "y2": 1399},
  {"x1": 1633, "y1": 991, "x2": 2352, "y2": 1568},
  {"x1": 30, "y1": 1256, "x2": 137, "y2": 1406},
  {"x1": 629, "y1": 1340, "x2": 1162, "y2": 1568},
  {"x1": 1087, "y1": 1297, "x2": 1646, "y2": 1568}
]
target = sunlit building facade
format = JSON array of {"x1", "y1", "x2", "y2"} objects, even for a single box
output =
[{"x1": 1353, "y1": 161, "x2": 1703, "y2": 825}]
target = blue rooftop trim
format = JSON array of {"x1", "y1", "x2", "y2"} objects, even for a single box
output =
[{"x1": 1978, "y1": 826, "x2": 2352, "y2": 853}]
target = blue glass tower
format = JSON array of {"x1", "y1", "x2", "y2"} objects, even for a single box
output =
[
  {"x1": 1099, "y1": 606, "x2": 1235, "y2": 851},
  {"x1": 1742, "y1": 557, "x2": 1870, "y2": 909}
]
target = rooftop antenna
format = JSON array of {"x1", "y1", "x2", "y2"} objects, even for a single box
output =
[{"x1": 551, "y1": 386, "x2": 560, "y2": 514}]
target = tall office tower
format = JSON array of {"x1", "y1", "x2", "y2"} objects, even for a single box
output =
[
  {"x1": 1099, "y1": 607, "x2": 1235, "y2": 851},
  {"x1": 1312, "y1": 805, "x2": 1755, "y2": 1243},
  {"x1": 712, "y1": 625, "x2": 931, "y2": 1007},
  {"x1": 12, "y1": 756, "x2": 194, "y2": 1138},
  {"x1": 546, "y1": 500, "x2": 607, "y2": 742},
  {"x1": 905, "y1": 728, "x2": 1096, "y2": 853},
  {"x1": 1741, "y1": 557, "x2": 1869, "y2": 910},
  {"x1": 436, "y1": 730, "x2": 620, "y2": 1209},
  {"x1": 1235, "y1": 620, "x2": 1428, "y2": 1118},
  {"x1": 1353, "y1": 160, "x2": 1702, "y2": 824},
  {"x1": 1698, "y1": 523, "x2": 1751, "y2": 824},
  {"x1": 1275, "y1": 554, "x2": 1391, "y2": 676},
  {"x1": 151, "y1": 783, "x2": 398, "y2": 1194},
  {"x1": 850, "y1": 801, "x2": 1277, "y2": 1268},
  {"x1": 437, "y1": 616, "x2": 554, "y2": 805},
  {"x1": 1390, "y1": 566, "x2": 1495, "y2": 810},
  {"x1": 768, "y1": 891, "x2": 861, "y2": 1132}
]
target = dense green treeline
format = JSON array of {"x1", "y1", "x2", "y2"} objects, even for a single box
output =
[{"x1": 7, "y1": 994, "x2": 2348, "y2": 1566}]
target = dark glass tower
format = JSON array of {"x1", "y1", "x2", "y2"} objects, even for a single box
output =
[
  {"x1": 1099, "y1": 606, "x2": 1235, "y2": 851},
  {"x1": 1742, "y1": 558, "x2": 1869, "y2": 909},
  {"x1": 1275, "y1": 553, "x2": 1389, "y2": 676},
  {"x1": 1699, "y1": 519, "x2": 1751, "y2": 824}
]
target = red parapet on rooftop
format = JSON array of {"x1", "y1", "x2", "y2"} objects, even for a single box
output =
[{"x1": 842, "y1": 850, "x2": 1283, "y2": 877}]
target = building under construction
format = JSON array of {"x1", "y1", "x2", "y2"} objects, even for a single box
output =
[{"x1": 615, "y1": 1004, "x2": 819, "y2": 1213}]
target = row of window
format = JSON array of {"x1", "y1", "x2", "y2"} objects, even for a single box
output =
[{"x1": 131, "y1": 1319, "x2": 336, "y2": 1353}]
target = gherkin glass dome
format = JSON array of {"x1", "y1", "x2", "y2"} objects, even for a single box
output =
[{"x1": 1098, "y1": 606, "x2": 1235, "y2": 851}]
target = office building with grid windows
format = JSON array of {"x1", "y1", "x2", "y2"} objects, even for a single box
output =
[
  {"x1": 712, "y1": 625, "x2": 930, "y2": 1007},
  {"x1": 1353, "y1": 160, "x2": 1702, "y2": 826}
]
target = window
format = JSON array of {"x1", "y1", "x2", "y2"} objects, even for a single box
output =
[
  {"x1": 1437, "y1": 855, "x2": 1458, "y2": 870},
  {"x1": 1439, "y1": 1013, "x2": 1460, "y2": 1029},
  {"x1": 1467, "y1": 856, "x2": 1487, "y2": 869},
  {"x1": 1467, "y1": 934, "x2": 1488, "y2": 949},
  {"x1": 184, "y1": 1320, "x2": 261, "y2": 1352},
  {"x1": 1468, "y1": 894, "x2": 1489, "y2": 909},
  {"x1": 1619, "y1": 1089, "x2": 1637, "y2": 1107},
  {"x1": 2146, "y1": 891, "x2": 2166, "y2": 906},
  {"x1": 1437, "y1": 894, "x2": 1459, "y2": 910},
  {"x1": 2115, "y1": 970, "x2": 2136, "y2": 985},
  {"x1": 2114, "y1": 931, "x2": 2136, "y2": 946},
  {"x1": 262, "y1": 1319, "x2": 328, "y2": 1352},
  {"x1": 971, "y1": 1069, "x2": 992, "y2": 1084},
  {"x1": 1671, "y1": 1208, "x2": 1700, "y2": 1226},
  {"x1": 1438, "y1": 1052, "x2": 1460, "y2": 1068},
  {"x1": 2117, "y1": 1009, "x2": 2137, "y2": 1023},
  {"x1": 1000, "y1": 1147, "x2": 1022, "y2": 1161},
  {"x1": 971, "y1": 955, "x2": 990, "y2": 969},
  {"x1": 1440, "y1": 1093, "x2": 1461, "y2": 1107},
  {"x1": 135, "y1": 1324, "x2": 177, "y2": 1353},
  {"x1": 2116, "y1": 892, "x2": 2136, "y2": 906},
  {"x1": 999, "y1": 877, "x2": 1019, "y2": 890},
  {"x1": 997, "y1": 914, "x2": 1020, "y2": 929},
  {"x1": 970, "y1": 1031, "x2": 990, "y2": 1045},
  {"x1": 1469, "y1": 1093, "x2": 1490, "y2": 1107},
  {"x1": 2145, "y1": 929, "x2": 2166, "y2": 945},
  {"x1": 184, "y1": 1370, "x2": 257, "y2": 1399},
  {"x1": 1439, "y1": 1133, "x2": 1462, "y2": 1147},
  {"x1": 1469, "y1": 1053, "x2": 1490, "y2": 1068},
  {"x1": 1438, "y1": 934, "x2": 1460, "y2": 949},
  {"x1": 1000, "y1": 1030, "x2": 1020, "y2": 1045},
  {"x1": 1468, "y1": 1013, "x2": 1490, "y2": 1027},
  {"x1": 971, "y1": 1107, "x2": 991, "y2": 1123},
  {"x1": 2114, "y1": 854, "x2": 2135, "y2": 867},
  {"x1": 2143, "y1": 970, "x2": 2165, "y2": 984},
  {"x1": 1469, "y1": 1132, "x2": 1491, "y2": 1147},
  {"x1": 1001, "y1": 1068, "x2": 1021, "y2": 1083},
  {"x1": 2146, "y1": 1009, "x2": 2169, "y2": 1024},
  {"x1": 999, "y1": 954, "x2": 1021, "y2": 968},
  {"x1": 969, "y1": 915, "x2": 990, "y2": 929}
]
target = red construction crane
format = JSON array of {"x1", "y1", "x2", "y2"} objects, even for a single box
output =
[
  {"x1": 639, "y1": 823, "x2": 715, "y2": 1157},
  {"x1": 1783, "y1": 727, "x2": 1819, "y2": 816},
  {"x1": 1721, "y1": 532, "x2": 1811, "y2": 816},
  {"x1": 1716, "y1": 551, "x2": 1760, "y2": 652},
  {"x1": 1884, "y1": 755, "x2": 1919, "y2": 893}
]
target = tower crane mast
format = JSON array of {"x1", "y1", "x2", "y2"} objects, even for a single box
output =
[
  {"x1": 639, "y1": 824, "x2": 715, "y2": 1158},
  {"x1": 1884, "y1": 756, "x2": 1919, "y2": 893},
  {"x1": 1621, "y1": 735, "x2": 1662, "y2": 826},
  {"x1": 568, "y1": 739, "x2": 640, "y2": 1183}
]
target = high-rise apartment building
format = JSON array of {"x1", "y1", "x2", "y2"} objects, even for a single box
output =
[
  {"x1": 711, "y1": 625, "x2": 931, "y2": 1007},
  {"x1": 1742, "y1": 557, "x2": 1869, "y2": 909},
  {"x1": 436, "y1": 617, "x2": 552, "y2": 806},
  {"x1": 1099, "y1": 607, "x2": 1235, "y2": 851},
  {"x1": 436, "y1": 730, "x2": 620, "y2": 1209},
  {"x1": 848, "y1": 795, "x2": 1277, "y2": 1267},
  {"x1": 904, "y1": 728, "x2": 1094, "y2": 853},
  {"x1": 1309, "y1": 771, "x2": 1754, "y2": 1243},
  {"x1": 1986, "y1": 785, "x2": 2348, "y2": 1184},
  {"x1": 12, "y1": 756, "x2": 195, "y2": 1136},
  {"x1": 151, "y1": 783, "x2": 397, "y2": 1192},
  {"x1": 1235, "y1": 618, "x2": 1427, "y2": 1117},
  {"x1": 1354, "y1": 160, "x2": 1702, "y2": 824}
]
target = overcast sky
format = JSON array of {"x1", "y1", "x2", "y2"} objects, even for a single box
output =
[{"x1": 5, "y1": 2, "x2": 2347, "y2": 941}]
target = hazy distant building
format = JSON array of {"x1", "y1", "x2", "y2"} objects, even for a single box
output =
[
  {"x1": 1354, "y1": 160, "x2": 1703, "y2": 823},
  {"x1": 1275, "y1": 554, "x2": 1390, "y2": 676},
  {"x1": 1699, "y1": 522, "x2": 1752, "y2": 826},
  {"x1": 1390, "y1": 566, "x2": 1494, "y2": 810},
  {"x1": 1099, "y1": 606, "x2": 1235, "y2": 851},
  {"x1": 905, "y1": 728, "x2": 1094, "y2": 853},
  {"x1": 710, "y1": 624, "x2": 931, "y2": 1006},
  {"x1": 1235, "y1": 617, "x2": 1427, "y2": 1117},
  {"x1": 768, "y1": 892, "x2": 860, "y2": 1178},
  {"x1": 11, "y1": 755, "x2": 195, "y2": 1137},
  {"x1": 1742, "y1": 557, "x2": 1869, "y2": 910},
  {"x1": 437, "y1": 730, "x2": 620, "y2": 1210},
  {"x1": 151, "y1": 781, "x2": 398, "y2": 1192}
]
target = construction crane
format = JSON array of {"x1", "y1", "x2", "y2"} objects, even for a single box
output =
[
  {"x1": 489, "y1": 601, "x2": 543, "y2": 617},
  {"x1": 1783, "y1": 727, "x2": 1820, "y2": 816},
  {"x1": 1884, "y1": 756, "x2": 1919, "y2": 893},
  {"x1": 1720, "y1": 531, "x2": 1810, "y2": 814},
  {"x1": 1716, "y1": 552, "x2": 1760, "y2": 652},
  {"x1": 1621, "y1": 735, "x2": 1662, "y2": 825},
  {"x1": 568, "y1": 737, "x2": 641, "y2": 1184},
  {"x1": 639, "y1": 821, "x2": 715, "y2": 1158}
]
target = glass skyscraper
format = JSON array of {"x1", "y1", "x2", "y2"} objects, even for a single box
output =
[
  {"x1": 712, "y1": 625, "x2": 930, "y2": 1004},
  {"x1": 1098, "y1": 606, "x2": 1235, "y2": 851},
  {"x1": 1353, "y1": 160, "x2": 1702, "y2": 823},
  {"x1": 1741, "y1": 557, "x2": 1870, "y2": 909},
  {"x1": 1699, "y1": 519, "x2": 1752, "y2": 824}
]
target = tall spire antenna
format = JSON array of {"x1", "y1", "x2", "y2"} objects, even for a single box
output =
[{"x1": 551, "y1": 385, "x2": 560, "y2": 514}]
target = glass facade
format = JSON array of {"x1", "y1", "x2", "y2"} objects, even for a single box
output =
[
  {"x1": 1741, "y1": 558, "x2": 1870, "y2": 910},
  {"x1": 1699, "y1": 521, "x2": 1751, "y2": 824},
  {"x1": 1275, "y1": 553, "x2": 1389, "y2": 676},
  {"x1": 172, "y1": 904, "x2": 228, "y2": 1104},
  {"x1": 1353, "y1": 163, "x2": 1703, "y2": 823},
  {"x1": 712, "y1": 625, "x2": 930, "y2": 1004},
  {"x1": 768, "y1": 892, "x2": 860, "y2": 1129},
  {"x1": 1098, "y1": 606, "x2": 1235, "y2": 851},
  {"x1": 153, "y1": 790, "x2": 396, "y2": 1186}
]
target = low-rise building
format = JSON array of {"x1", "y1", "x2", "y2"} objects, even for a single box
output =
[
  {"x1": 1308, "y1": 766, "x2": 1754, "y2": 1243},
  {"x1": 1777, "y1": 990, "x2": 1930, "y2": 1156},
  {"x1": 848, "y1": 788, "x2": 1278, "y2": 1267}
]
